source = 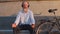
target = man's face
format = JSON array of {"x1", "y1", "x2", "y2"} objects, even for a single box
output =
[{"x1": 23, "y1": 2, "x2": 29, "y2": 8}]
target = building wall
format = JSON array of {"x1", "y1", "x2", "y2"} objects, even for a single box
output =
[
  {"x1": 0, "y1": 1, "x2": 60, "y2": 16},
  {"x1": 0, "y1": 0, "x2": 60, "y2": 1},
  {"x1": 0, "y1": 0, "x2": 18, "y2": 1}
]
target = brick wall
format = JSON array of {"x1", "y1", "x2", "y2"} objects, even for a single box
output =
[
  {"x1": 0, "y1": 1, "x2": 60, "y2": 16},
  {"x1": 0, "y1": 0, "x2": 60, "y2": 1}
]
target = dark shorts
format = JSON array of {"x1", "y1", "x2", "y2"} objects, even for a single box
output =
[{"x1": 13, "y1": 24, "x2": 34, "y2": 34}]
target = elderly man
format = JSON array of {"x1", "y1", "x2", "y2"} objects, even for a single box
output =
[{"x1": 12, "y1": 1, "x2": 35, "y2": 34}]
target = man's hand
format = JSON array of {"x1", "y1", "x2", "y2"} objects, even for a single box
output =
[
  {"x1": 12, "y1": 23, "x2": 17, "y2": 28},
  {"x1": 31, "y1": 24, "x2": 35, "y2": 29}
]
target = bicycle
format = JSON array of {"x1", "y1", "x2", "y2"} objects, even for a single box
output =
[{"x1": 36, "y1": 9, "x2": 60, "y2": 34}]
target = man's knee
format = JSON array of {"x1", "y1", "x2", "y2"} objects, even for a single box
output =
[{"x1": 13, "y1": 26, "x2": 20, "y2": 32}]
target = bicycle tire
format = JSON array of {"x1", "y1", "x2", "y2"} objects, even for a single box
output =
[{"x1": 36, "y1": 22, "x2": 53, "y2": 34}]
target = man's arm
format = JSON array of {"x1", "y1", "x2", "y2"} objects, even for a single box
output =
[
  {"x1": 30, "y1": 11, "x2": 35, "y2": 29},
  {"x1": 14, "y1": 12, "x2": 21, "y2": 26},
  {"x1": 12, "y1": 12, "x2": 21, "y2": 28}
]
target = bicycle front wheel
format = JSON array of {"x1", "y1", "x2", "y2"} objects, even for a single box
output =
[{"x1": 36, "y1": 22, "x2": 52, "y2": 34}]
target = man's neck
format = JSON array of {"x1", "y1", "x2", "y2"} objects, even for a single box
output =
[{"x1": 23, "y1": 8, "x2": 28, "y2": 13}]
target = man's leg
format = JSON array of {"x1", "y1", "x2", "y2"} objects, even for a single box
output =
[
  {"x1": 29, "y1": 28, "x2": 34, "y2": 34},
  {"x1": 13, "y1": 26, "x2": 21, "y2": 34},
  {"x1": 29, "y1": 26, "x2": 34, "y2": 34},
  {"x1": 25, "y1": 25, "x2": 35, "y2": 34},
  {"x1": 13, "y1": 25, "x2": 27, "y2": 34}
]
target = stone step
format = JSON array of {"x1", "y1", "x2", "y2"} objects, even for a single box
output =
[
  {"x1": 0, "y1": 30, "x2": 30, "y2": 34},
  {"x1": 0, "y1": 30, "x2": 60, "y2": 34}
]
